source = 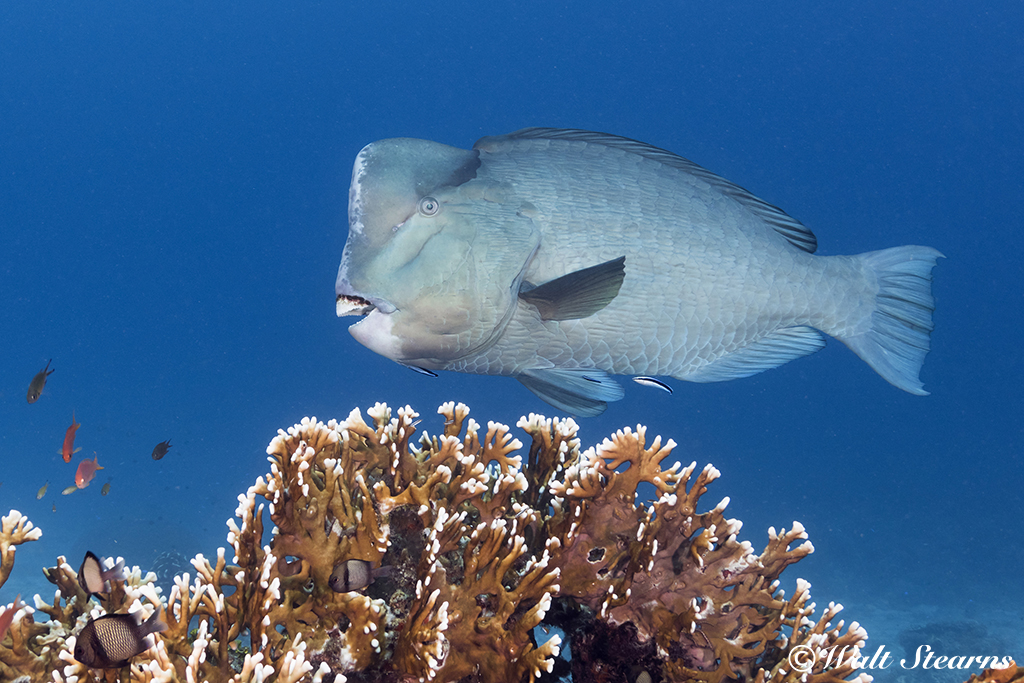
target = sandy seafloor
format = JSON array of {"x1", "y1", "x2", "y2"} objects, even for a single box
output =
[{"x1": 1, "y1": 2, "x2": 1022, "y2": 680}]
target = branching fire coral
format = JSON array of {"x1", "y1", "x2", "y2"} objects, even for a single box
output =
[{"x1": 0, "y1": 403, "x2": 871, "y2": 683}]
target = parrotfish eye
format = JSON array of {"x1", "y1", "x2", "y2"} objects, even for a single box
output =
[{"x1": 417, "y1": 196, "x2": 440, "y2": 216}]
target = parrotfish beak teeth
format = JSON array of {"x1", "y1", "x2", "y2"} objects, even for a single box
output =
[{"x1": 336, "y1": 294, "x2": 376, "y2": 317}]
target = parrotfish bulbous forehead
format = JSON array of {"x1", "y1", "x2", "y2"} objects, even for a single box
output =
[
  {"x1": 346, "y1": 138, "x2": 480, "y2": 248},
  {"x1": 336, "y1": 137, "x2": 481, "y2": 323},
  {"x1": 336, "y1": 136, "x2": 539, "y2": 367}
]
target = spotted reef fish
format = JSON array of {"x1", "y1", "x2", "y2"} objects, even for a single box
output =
[
  {"x1": 336, "y1": 128, "x2": 942, "y2": 415},
  {"x1": 74, "y1": 611, "x2": 166, "y2": 668}
]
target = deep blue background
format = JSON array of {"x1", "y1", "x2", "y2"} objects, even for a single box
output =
[{"x1": 2, "y1": 0, "x2": 1021, "y2": 651}]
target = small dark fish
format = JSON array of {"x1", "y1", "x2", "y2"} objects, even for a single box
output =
[
  {"x1": 328, "y1": 559, "x2": 394, "y2": 593},
  {"x1": 79, "y1": 551, "x2": 127, "y2": 596},
  {"x1": 101, "y1": 482, "x2": 111, "y2": 496},
  {"x1": 74, "y1": 611, "x2": 166, "y2": 668},
  {"x1": 52, "y1": 503, "x2": 56, "y2": 512},
  {"x1": 151, "y1": 439, "x2": 172, "y2": 461},
  {"x1": 329, "y1": 559, "x2": 372, "y2": 592},
  {"x1": 632, "y1": 376, "x2": 673, "y2": 394},
  {"x1": 27, "y1": 359, "x2": 54, "y2": 403}
]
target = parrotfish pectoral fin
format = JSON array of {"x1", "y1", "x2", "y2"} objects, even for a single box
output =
[
  {"x1": 841, "y1": 245, "x2": 944, "y2": 395},
  {"x1": 518, "y1": 256, "x2": 626, "y2": 321},
  {"x1": 686, "y1": 327, "x2": 827, "y2": 382},
  {"x1": 517, "y1": 368, "x2": 625, "y2": 417}
]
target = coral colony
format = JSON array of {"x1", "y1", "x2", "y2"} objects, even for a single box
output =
[{"x1": 1, "y1": 401, "x2": 888, "y2": 682}]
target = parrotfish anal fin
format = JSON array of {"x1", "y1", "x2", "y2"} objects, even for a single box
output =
[
  {"x1": 517, "y1": 368, "x2": 625, "y2": 417},
  {"x1": 686, "y1": 326, "x2": 826, "y2": 383},
  {"x1": 480, "y1": 128, "x2": 818, "y2": 253},
  {"x1": 518, "y1": 256, "x2": 626, "y2": 321}
]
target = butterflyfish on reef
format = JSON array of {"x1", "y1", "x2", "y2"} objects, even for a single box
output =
[
  {"x1": 27, "y1": 359, "x2": 54, "y2": 403},
  {"x1": 73, "y1": 611, "x2": 166, "y2": 668},
  {"x1": 151, "y1": 439, "x2": 172, "y2": 460},
  {"x1": 75, "y1": 456, "x2": 103, "y2": 489},
  {"x1": 62, "y1": 411, "x2": 82, "y2": 462},
  {"x1": 78, "y1": 551, "x2": 127, "y2": 596},
  {"x1": 37, "y1": 481, "x2": 49, "y2": 499}
]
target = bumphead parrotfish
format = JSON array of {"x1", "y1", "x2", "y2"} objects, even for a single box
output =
[{"x1": 335, "y1": 128, "x2": 942, "y2": 416}]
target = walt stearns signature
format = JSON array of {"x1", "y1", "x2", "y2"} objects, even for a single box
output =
[{"x1": 787, "y1": 643, "x2": 1013, "y2": 674}]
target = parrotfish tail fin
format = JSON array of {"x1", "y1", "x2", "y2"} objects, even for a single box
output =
[{"x1": 843, "y1": 245, "x2": 944, "y2": 394}]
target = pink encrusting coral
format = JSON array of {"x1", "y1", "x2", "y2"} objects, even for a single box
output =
[{"x1": 0, "y1": 402, "x2": 871, "y2": 683}]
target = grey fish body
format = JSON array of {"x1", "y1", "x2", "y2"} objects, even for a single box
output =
[{"x1": 337, "y1": 128, "x2": 942, "y2": 415}]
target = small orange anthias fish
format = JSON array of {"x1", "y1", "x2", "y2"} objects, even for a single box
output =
[
  {"x1": 0, "y1": 594, "x2": 21, "y2": 643},
  {"x1": 27, "y1": 359, "x2": 54, "y2": 403},
  {"x1": 62, "y1": 411, "x2": 82, "y2": 463},
  {"x1": 75, "y1": 455, "x2": 104, "y2": 489}
]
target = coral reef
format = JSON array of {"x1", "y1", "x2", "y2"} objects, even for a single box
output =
[
  {"x1": 964, "y1": 661, "x2": 1022, "y2": 683},
  {"x1": 0, "y1": 402, "x2": 871, "y2": 682},
  {"x1": 0, "y1": 510, "x2": 42, "y2": 591}
]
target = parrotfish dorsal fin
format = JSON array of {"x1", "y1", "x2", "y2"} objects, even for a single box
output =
[
  {"x1": 518, "y1": 256, "x2": 626, "y2": 321},
  {"x1": 479, "y1": 128, "x2": 818, "y2": 253}
]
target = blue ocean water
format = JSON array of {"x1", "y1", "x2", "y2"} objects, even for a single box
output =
[{"x1": 2, "y1": 0, "x2": 1021, "y2": 672}]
